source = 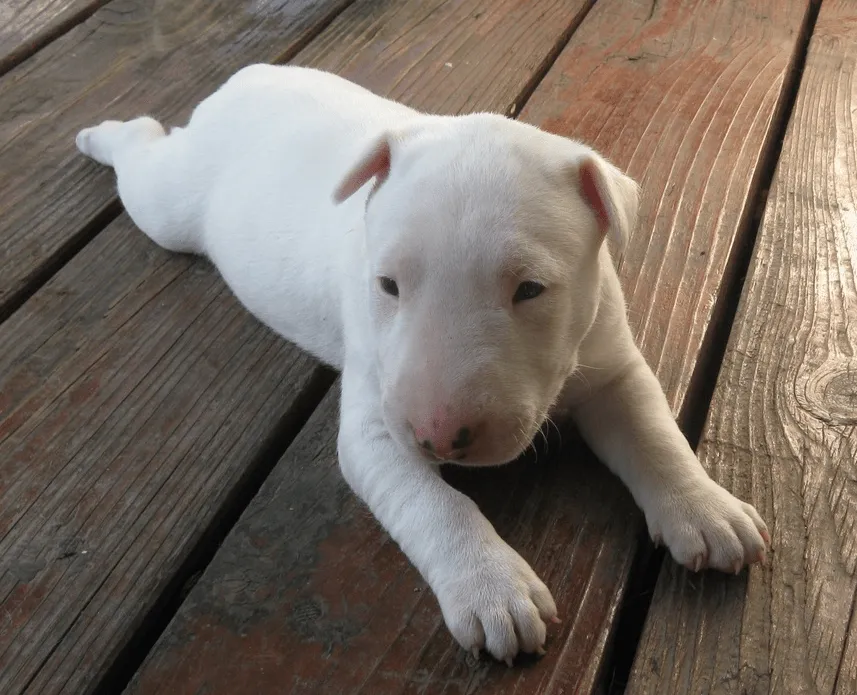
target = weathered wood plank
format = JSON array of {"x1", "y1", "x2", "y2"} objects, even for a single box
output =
[
  {"x1": 0, "y1": 1, "x2": 593, "y2": 693},
  {"x1": 0, "y1": 0, "x2": 108, "y2": 75},
  {"x1": 0, "y1": 217, "x2": 332, "y2": 695},
  {"x1": 294, "y1": 0, "x2": 584, "y2": 115},
  {"x1": 123, "y1": 0, "x2": 814, "y2": 693},
  {"x1": 626, "y1": 2, "x2": 857, "y2": 693},
  {"x1": 0, "y1": 0, "x2": 352, "y2": 323}
]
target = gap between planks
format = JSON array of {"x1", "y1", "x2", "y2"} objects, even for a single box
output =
[{"x1": 603, "y1": 1, "x2": 823, "y2": 692}]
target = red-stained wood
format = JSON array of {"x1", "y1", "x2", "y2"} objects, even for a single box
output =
[
  {"x1": 626, "y1": 2, "x2": 857, "y2": 693},
  {"x1": 0, "y1": 0, "x2": 353, "y2": 323},
  {"x1": 0, "y1": 0, "x2": 109, "y2": 75},
  {"x1": 123, "y1": 0, "x2": 815, "y2": 693},
  {"x1": 0, "y1": 1, "x2": 593, "y2": 693}
]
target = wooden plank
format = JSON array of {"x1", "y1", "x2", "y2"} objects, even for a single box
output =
[
  {"x1": 123, "y1": 0, "x2": 815, "y2": 693},
  {"x1": 0, "y1": 0, "x2": 108, "y2": 75},
  {"x1": 626, "y1": 2, "x2": 857, "y2": 693},
  {"x1": 0, "y1": 0, "x2": 352, "y2": 323},
  {"x1": 0, "y1": 1, "x2": 593, "y2": 693},
  {"x1": 0, "y1": 217, "x2": 332, "y2": 695}
]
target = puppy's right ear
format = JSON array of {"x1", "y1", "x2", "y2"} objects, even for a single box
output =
[
  {"x1": 577, "y1": 154, "x2": 639, "y2": 254},
  {"x1": 333, "y1": 133, "x2": 395, "y2": 204}
]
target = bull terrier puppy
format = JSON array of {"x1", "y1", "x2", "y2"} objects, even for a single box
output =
[{"x1": 76, "y1": 65, "x2": 769, "y2": 664}]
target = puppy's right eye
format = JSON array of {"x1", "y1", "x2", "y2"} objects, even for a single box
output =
[
  {"x1": 513, "y1": 280, "x2": 545, "y2": 303},
  {"x1": 378, "y1": 276, "x2": 399, "y2": 297}
]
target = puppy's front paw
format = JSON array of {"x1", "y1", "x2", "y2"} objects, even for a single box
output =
[
  {"x1": 434, "y1": 541, "x2": 557, "y2": 665},
  {"x1": 647, "y1": 477, "x2": 770, "y2": 573}
]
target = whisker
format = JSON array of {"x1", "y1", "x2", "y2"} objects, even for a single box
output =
[
  {"x1": 514, "y1": 415, "x2": 538, "y2": 464},
  {"x1": 515, "y1": 432, "x2": 532, "y2": 462},
  {"x1": 543, "y1": 414, "x2": 562, "y2": 451},
  {"x1": 533, "y1": 416, "x2": 550, "y2": 456},
  {"x1": 570, "y1": 368, "x2": 592, "y2": 397}
]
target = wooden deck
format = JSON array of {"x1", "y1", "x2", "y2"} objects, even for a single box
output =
[{"x1": 1, "y1": 0, "x2": 854, "y2": 692}]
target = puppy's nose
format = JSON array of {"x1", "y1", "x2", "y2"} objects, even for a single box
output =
[{"x1": 411, "y1": 417, "x2": 479, "y2": 460}]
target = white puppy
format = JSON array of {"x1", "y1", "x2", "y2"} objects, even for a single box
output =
[{"x1": 76, "y1": 64, "x2": 769, "y2": 664}]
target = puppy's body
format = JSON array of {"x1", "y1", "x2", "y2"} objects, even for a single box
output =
[
  {"x1": 77, "y1": 65, "x2": 769, "y2": 664},
  {"x1": 88, "y1": 67, "x2": 412, "y2": 367}
]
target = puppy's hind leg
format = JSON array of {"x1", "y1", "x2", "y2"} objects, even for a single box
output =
[{"x1": 76, "y1": 117, "x2": 203, "y2": 254}]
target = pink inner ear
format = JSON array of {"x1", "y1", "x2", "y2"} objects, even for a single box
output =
[
  {"x1": 579, "y1": 159, "x2": 610, "y2": 236},
  {"x1": 333, "y1": 140, "x2": 392, "y2": 203}
]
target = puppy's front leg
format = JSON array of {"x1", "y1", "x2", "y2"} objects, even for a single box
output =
[
  {"x1": 570, "y1": 351, "x2": 769, "y2": 573},
  {"x1": 337, "y1": 365, "x2": 557, "y2": 663}
]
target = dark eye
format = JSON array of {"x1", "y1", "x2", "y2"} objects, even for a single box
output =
[
  {"x1": 378, "y1": 276, "x2": 399, "y2": 297},
  {"x1": 513, "y1": 281, "x2": 545, "y2": 303}
]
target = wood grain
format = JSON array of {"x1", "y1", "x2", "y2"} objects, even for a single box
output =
[
  {"x1": 0, "y1": 0, "x2": 109, "y2": 75},
  {"x1": 0, "y1": 1, "x2": 592, "y2": 693},
  {"x1": 0, "y1": 217, "x2": 330, "y2": 695},
  {"x1": 123, "y1": 0, "x2": 815, "y2": 693},
  {"x1": 0, "y1": 0, "x2": 352, "y2": 323},
  {"x1": 294, "y1": 0, "x2": 590, "y2": 115},
  {"x1": 626, "y1": 2, "x2": 857, "y2": 693}
]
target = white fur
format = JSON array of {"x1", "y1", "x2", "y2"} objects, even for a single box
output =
[{"x1": 75, "y1": 64, "x2": 769, "y2": 664}]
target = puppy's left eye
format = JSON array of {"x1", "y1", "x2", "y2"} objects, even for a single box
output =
[
  {"x1": 513, "y1": 281, "x2": 545, "y2": 303},
  {"x1": 378, "y1": 276, "x2": 399, "y2": 297}
]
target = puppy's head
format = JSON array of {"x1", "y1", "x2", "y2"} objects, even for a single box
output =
[{"x1": 334, "y1": 114, "x2": 639, "y2": 466}]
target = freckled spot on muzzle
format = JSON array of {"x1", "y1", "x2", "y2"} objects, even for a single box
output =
[{"x1": 420, "y1": 439, "x2": 434, "y2": 452}]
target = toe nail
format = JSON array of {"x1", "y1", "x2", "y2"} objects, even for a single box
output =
[
  {"x1": 733, "y1": 561, "x2": 743, "y2": 575},
  {"x1": 550, "y1": 616, "x2": 562, "y2": 624},
  {"x1": 693, "y1": 556, "x2": 703, "y2": 572},
  {"x1": 505, "y1": 657, "x2": 514, "y2": 668},
  {"x1": 536, "y1": 646, "x2": 547, "y2": 657},
  {"x1": 471, "y1": 647, "x2": 480, "y2": 660}
]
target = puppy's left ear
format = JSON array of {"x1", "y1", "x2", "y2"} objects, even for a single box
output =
[
  {"x1": 333, "y1": 133, "x2": 397, "y2": 204},
  {"x1": 577, "y1": 154, "x2": 640, "y2": 253}
]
